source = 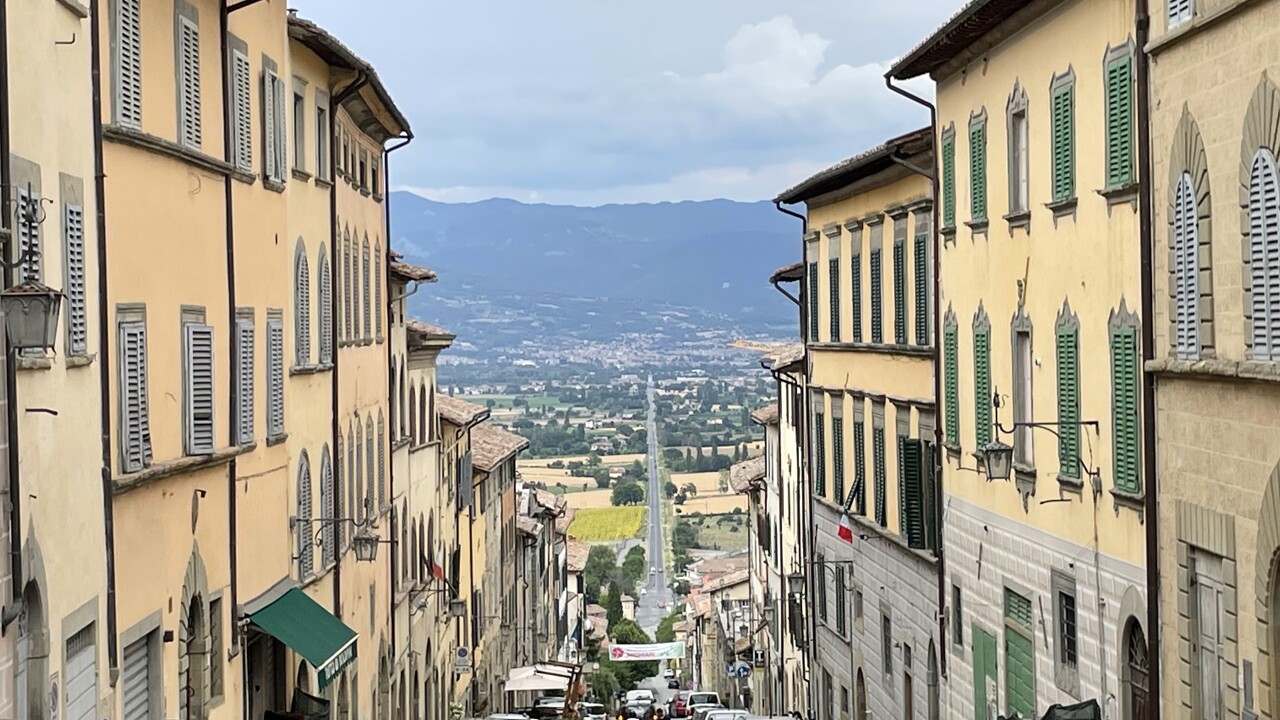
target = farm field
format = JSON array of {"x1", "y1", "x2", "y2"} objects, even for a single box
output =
[
  {"x1": 568, "y1": 507, "x2": 647, "y2": 541},
  {"x1": 688, "y1": 513, "x2": 749, "y2": 552},
  {"x1": 678, "y1": 494, "x2": 746, "y2": 515},
  {"x1": 669, "y1": 471, "x2": 726, "y2": 495},
  {"x1": 520, "y1": 453, "x2": 646, "y2": 467}
]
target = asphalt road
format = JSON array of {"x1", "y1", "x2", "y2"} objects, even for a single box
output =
[{"x1": 633, "y1": 375, "x2": 672, "y2": 635}]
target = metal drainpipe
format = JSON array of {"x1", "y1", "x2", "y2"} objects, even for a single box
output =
[
  {"x1": 330, "y1": 70, "x2": 369, "y2": 619},
  {"x1": 221, "y1": 0, "x2": 240, "y2": 682},
  {"x1": 89, "y1": 0, "x2": 121, "y2": 683},
  {"x1": 0, "y1": 0, "x2": 23, "y2": 625},
  {"x1": 884, "y1": 75, "x2": 947, "y2": 678},
  {"x1": 1134, "y1": 0, "x2": 1159, "y2": 716}
]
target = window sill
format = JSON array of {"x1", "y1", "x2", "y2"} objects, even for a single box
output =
[
  {"x1": 56, "y1": 0, "x2": 90, "y2": 17},
  {"x1": 392, "y1": 438, "x2": 411, "y2": 451},
  {"x1": 373, "y1": 193, "x2": 384, "y2": 203},
  {"x1": 103, "y1": 125, "x2": 235, "y2": 177},
  {"x1": 263, "y1": 178, "x2": 286, "y2": 194},
  {"x1": 360, "y1": 188, "x2": 371, "y2": 198},
  {"x1": 1003, "y1": 210, "x2": 1031, "y2": 234},
  {"x1": 315, "y1": 176, "x2": 334, "y2": 190},
  {"x1": 1013, "y1": 464, "x2": 1036, "y2": 508},
  {"x1": 290, "y1": 364, "x2": 323, "y2": 376},
  {"x1": 15, "y1": 356, "x2": 53, "y2": 371},
  {"x1": 808, "y1": 341, "x2": 932, "y2": 357},
  {"x1": 1056, "y1": 474, "x2": 1084, "y2": 495},
  {"x1": 1097, "y1": 183, "x2": 1138, "y2": 214},
  {"x1": 266, "y1": 433, "x2": 289, "y2": 447},
  {"x1": 113, "y1": 445, "x2": 247, "y2": 495},
  {"x1": 67, "y1": 354, "x2": 96, "y2": 369},
  {"x1": 231, "y1": 169, "x2": 256, "y2": 185},
  {"x1": 237, "y1": 441, "x2": 259, "y2": 453},
  {"x1": 1110, "y1": 487, "x2": 1145, "y2": 519},
  {"x1": 377, "y1": 335, "x2": 384, "y2": 344},
  {"x1": 1045, "y1": 197, "x2": 1078, "y2": 226},
  {"x1": 964, "y1": 219, "x2": 989, "y2": 236},
  {"x1": 292, "y1": 168, "x2": 312, "y2": 182},
  {"x1": 943, "y1": 442, "x2": 962, "y2": 457},
  {"x1": 1146, "y1": 356, "x2": 1280, "y2": 384}
]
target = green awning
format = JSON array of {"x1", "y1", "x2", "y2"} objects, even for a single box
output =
[{"x1": 248, "y1": 587, "x2": 358, "y2": 690}]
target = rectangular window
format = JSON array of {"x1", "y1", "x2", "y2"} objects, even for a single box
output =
[
  {"x1": 316, "y1": 97, "x2": 330, "y2": 180},
  {"x1": 63, "y1": 203, "x2": 88, "y2": 356},
  {"x1": 832, "y1": 412, "x2": 845, "y2": 505},
  {"x1": 829, "y1": 258, "x2": 841, "y2": 342},
  {"x1": 1013, "y1": 328, "x2": 1034, "y2": 467},
  {"x1": 1169, "y1": 0, "x2": 1194, "y2": 27},
  {"x1": 113, "y1": 0, "x2": 143, "y2": 128},
  {"x1": 234, "y1": 313, "x2": 254, "y2": 445},
  {"x1": 1051, "y1": 81, "x2": 1076, "y2": 201},
  {"x1": 835, "y1": 566, "x2": 847, "y2": 635},
  {"x1": 293, "y1": 88, "x2": 306, "y2": 171},
  {"x1": 1056, "y1": 322, "x2": 1080, "y2": 480},
  {"x1": 882, "y1": 612, "x2": 893, "y2": 673},
  {"x1": 970, "y1": 119, "x2": 987, "y2": 221},
  {"x1": 852, "y1": 415, "x2": 866, "y2": 515},
  {"x1": 808, "y1": 261, "x2": 820, "y2": 342},
  {"x1": 359, "y1": 149, "x2": 369, "y2": 190},
  {"x1": 176, "y1": 12, "x2": 202, "y2": 150},
  {"x1": 209, "y1": 596, "x2": 224, "y2": 699},
  {"x1": 944, "y1": 325, "x2": 959, "y2": 447},
  {"x1": 121, "y1": 632, "x2": 155, "y2": 720},
  {"x1": 952, "y1": 584, "x2": 963, "y2": 647},
  {"x1": 1004, "y1": 589, "x2": 1036, "y2": 718},
  {"x1": 1010, "y1": 108, "x2": 1028, "y2": 213},
  {"x1": 914, "y1": 220, "x2": 930, "y2": 346},
  {"x1": 267, "y1": 314, "x2": 284, "y2": 437},
  {"x1": 17, "y1": 188, "x2": 42, "y2": 285},
  {"x1": 1191, "y1": 548, "x2": 1224, "y2": 720},
  {"x1": 263, "y1": 67, "x2": 286, "y2": 183},
  {"x1": 873, "y1": 425, "x2": 886, "y2": 527},
  {"x1": 942, "y1": 133, "x2": 955, "y2": 228},
  {"x1": 183, "y1": 315, "x2": 215, "y2": 456},
  {"x1": 813, "y1": 409, "x2": 827, "y2": 498},
  {"x1": 899, "y1": 438, "x2": 933, "y2": 550},
  {"x1": 1111, "y1": 323, "x2": 1141, "y2": 493},
  {"x1": 1106, "y1": 55, "x2": 1135, "y2": 188},
  {"x1": 870, "y1": 249, "x2": 883, "y2": 343},
  {"x1": 231, "y1": 49, "x2": 252, "y2": 172},
  {"x1": 893, "y1": 237, "x2": 907, "y2": 344},
  {"x1": 974, "y1": 324, "x2": 992, "y2": 451},
  {"x1": 372, "y1": 158, "x2": 381, "y2": 197},
  {"x1": 816, "y1": 553, "x2": 827, "y2": 621},
  {"x1": 851, "y1": 249, "x2": 862, "y2": 343},
  {"x1": 1054, "y1": 574, "x2": 1078, "y2": 672},
  {"x1": 853, "y1": 588, "x2": 863, "y2": 624},
  {"x1": 118, "y1": 308, "x2": 153, "y2": 473}
]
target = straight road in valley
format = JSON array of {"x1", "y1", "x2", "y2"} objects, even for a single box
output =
[{"x1": 633, "y1": 375, "x2": 672, "y2": 635}]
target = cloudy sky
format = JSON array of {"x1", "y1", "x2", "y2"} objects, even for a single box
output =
[{"x1": 295, "y1": 1, "x2": 958, "y2": 206}]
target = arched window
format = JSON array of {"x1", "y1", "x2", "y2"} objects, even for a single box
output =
[
  {"x1": 428, "y1": 383, "x2": 436, "y2": 442},
  {"x1": 318, "y1": 245, "x2": 333, "y2": 364},
  {"x1": 297, "y1": 450, "x2": 314, "y2": 577},
  {"x1": 321, "y1": 444, "x2": 334, "y2": 566},
  {"x1": 375, "y1": 241, "x2": 384, "y2": 341},
  {"x1": 1172, "y1": 172, "x2": 1200, "y2": 359},
  {"x1": 294, "y1": 239, "x2": 311, "y2": 366},
  {"x1": 418, "y1": 516, "x2": 426, "y2": 580},
  {"x1": 409, "y1": 385, "x2": 418, "y2": 445},
  {"x1": 343, "y1": 227, "x2": 352, "y2": 343},
  {"x1": 399, "y1": 363, "x2": 408, "y2": 440},
  {"x1": 347, "y1": 425, "x2": 356, "y2": 540},
  {"x1": 1123, "y1": 618, "x2": 1149, "y2": 720},
  {"x1": 362, "y1": 234, "x2": 372, "y2": 340},
  {"x1": 927, "y1": 642, "x2": 939, "y2": 720},
  {"x1": 401, "y1": 500, "x2": 410, "y2": 585},
  {"x1": 378, "y1": 411, "x2": 386, "y2": 508},
  {"x1": 390, "y1": 361, "x2": 399, "y2": 439},
  {"x1": 419, "y1": 381, "x2": 427, "y2": 445},
  {"x1": 1249, "y1": 149, "x2": 1280, "y2": 359},
  {"x1": 356, "y1": 420, "x2": 365, "y2": 522},
  {"x1": 366, "y1": 415, "x2": 375, "y2": 514},
  {"x1": 411, "y1": 522, "x2": 419, "y2": 584}
]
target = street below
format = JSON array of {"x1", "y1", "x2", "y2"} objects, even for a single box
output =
[{"x1": 633, "y1": 375, "x2": 672, "y2": 635}]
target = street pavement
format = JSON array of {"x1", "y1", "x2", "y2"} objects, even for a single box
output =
[
  {"x1": 633, "y1": 375, "x2": 673, "y2": 635},
  {"x1": 638, "y1": 675, "x2": 678, "y2": 707}
]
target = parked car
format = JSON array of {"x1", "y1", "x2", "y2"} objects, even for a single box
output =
[
  {"x1": 663, "y1": 668, "x2": 675, "y2": 679},
  {"x1": 623, "y1": 702, "x2": 652, "y2": 719},
  {"x1": 689, "y1": 703, "x2": 724, "y2": 720},
  {"x1": 704, "y1": 711, "x2": 748, "y2": 720},
  {"x1": 578, "y1": 702, "x2": 608, "y2": 720},
  {"x1": 687, "y1": 693, "x2": 720, "y2": 707},
  {"x1": 489, "y1": 714, "x2": 531, "y2": 720},
  {"x1": 625, "y1": 689, "x2": 655, "y2": 706},
  {"x1": 667, "y1": 679, "x2": 680, "y2": 689}
]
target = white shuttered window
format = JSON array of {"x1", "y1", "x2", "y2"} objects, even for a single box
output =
[
  {"x1": 375, "y1": 244, "x2": 383, "y2": 340},
  {"x1": 1169, "y1": 0, "x2": 1194, "y2": 27},
  {"x1": 1172, "y1": 172, "x2": 1199, "y2": 359},
  {"x1": 177, "y1": 16, "x2": 201, "y2": 150},
  {"x1": 235, "y1": 316, "x2": 254, "y2": 445},
  {"x1": 295, "y1": 245, "x2": 311, "y2": 365},
  {"x1": 118, "y1": 315, "x2": 153, "y2": 472},
  {"x1": 263, "y1": 69, "x2": 286, "y2": 183},
  {"x1": 321, "y1": 446, "x2": 334, "y2": 566},
  {"x1": 232, "y1": 50, "x2": 252, "y2": 171},
  {"x1": 64, "y1": 204, "x2": 88, "y2": 355},
  {"x1": 1249, "y1": 150, "x2": 1280, "y2": 361},
  {"x1": 121, "y1": 635, "x2": 152, "y2": 720},
  {"x1": 318, "y1": 249, "x2": 333, "y2": 364},
  {"x1": 267, "y1": 316, "x2": 285, "y2": 436},
  {"x1": 113, "y1": 0, "x2": 142, "y2": 128},
  {"x1": 183, "y1": 322, "x2": 215, "y2": 455},
  {"x1": 362, "y1": 239, "x2": 371, "y2": 339},
  {"x1": 298, "y1": 452, "x2": 314, "y2": 577}
]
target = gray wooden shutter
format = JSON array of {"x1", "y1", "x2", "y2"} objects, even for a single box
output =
[
  {"x1": 264, "y1": 70, "x2": 277, "y2": 180},
  {"x1": 267, "y1": 318, "x2": 284, "y2": 436},
  {"x1": 115, "y1": 0, "x2": 143, "y2": 128},
  {"x1": 233, "y1": 50, "x2": 252, "y2": 171},
  {"x1": 318, "y1": 251, "x2": 333, "y2": 363},
  {"x1": 362, "y1": 241, "x2": 371, "y2": 339},
  {"x1": 64, "y1": 204, "x2": 88, "y2": 355},
  {"x1": 1248, "y1": 152, "x2": 1280, "y2": 360},
  {"x1": 375, "y1": 245, "x2": 383, "y2": 339},
  {"x1": 184, "y1": 323, "x2": 215, "y2": 454},
  {"x1": 1173, "y1": 173, "x2": 1199, "y2": 359},
  {"x1": 178, "y1": 17, "x2": 201, "y2": 149},
  {"x1": 366, "y1": 418, "x2": 375, "y2": 513},
  {"x1": 119, "y1": 321, "x2": 153, "y2": 472},
  {"x1": 121, "y1": 636, "x2": 151, "y2": 720},
  {"x1": 321, "y1": 447, "x2": 334, "y2": 565},
  {"x1": 235, "y1": 318, "x2": 254, "y2": 444},
  {"x1": 298, "y1": 455, "x2": 314, "y2": 576},
  {"x1": 274, "y1": 76, "x2": 288, "y2": 181},
  {"x1": 377, "y1": 415, "x2": 386, "y2": 508},
  {"x1": 295, "y1": 250, "x2": 311, "y2": 365},
  {"x1": 17, "y1": 189, "x2": 41, "y2": 283},
  {"x1": 343, "y1": 234, "x2": 352, "y2": 342}
]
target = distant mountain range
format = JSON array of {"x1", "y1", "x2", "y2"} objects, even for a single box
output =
[{"x1": 387, "y1": 192, "x2": 801, "y2": 356}]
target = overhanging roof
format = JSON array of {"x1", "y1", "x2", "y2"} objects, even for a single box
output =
[
  {"x1": 770, "y1": 262, "x2": 804, "y2": 284},
  {"x1": 887, "y1": 0, "x2": 1060, "y2": 80},
  {"x1": 774, "y1": 127, "x2": 932, "y2": 205}
]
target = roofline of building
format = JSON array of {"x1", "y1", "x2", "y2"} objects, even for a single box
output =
[{"x1": 774, "y1": 127, "x2": 933, "y2": 205}]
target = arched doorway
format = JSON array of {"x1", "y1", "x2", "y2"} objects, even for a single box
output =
[
  {"x1": 927, "y1": 642, "x2": 939, "y2": 720},
  {"x1": 182, "y1": 595, "x2": 207, "y2": 720},
  {"x1": 413, "y1": 669, "x2": 422, "y2": 720},
  {"x1": 337, "y1": 676, "x2": 350, "y2": 720},
  {"x1": 1123, "y1": 618, "x2": 1149, "y2": 720},
  {"x1": 17, "y1": 581, "x2": 49, "y2": 720},
  {"x1": 297, "y1": 661, "x2": 310, "y2": 694},
  {"x1": 854, "y1": 669, "x2": 865, "y2": 720}
]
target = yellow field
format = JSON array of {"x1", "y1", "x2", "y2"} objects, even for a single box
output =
[
  {"x1": 670, "y1": 471, "x2": 726, "y2": 495},
  {"x1": 568, "y1": 507, "x2": 647, "y2": 541},
  {"x1": 678, "y1": 494, "x2": 746, "y2": 514}
]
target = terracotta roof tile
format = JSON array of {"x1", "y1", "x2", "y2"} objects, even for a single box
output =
[
  {"x1": 391, "y1": 260, "x2": 437, "y2": 283},
  {"x1": 471, "y1": 424, "x2": 529, "y2": 472},
  {"x1": 730, "y1": 456, "x2": 766, "y2": 493},
  {"x1": 775, "y1": 127, "x2": 932, "y2": 204},
  {"x1": 750, "y1": 405, "x2": 779, "y2": 426},
  {"x1": 437, "y1": 395, "x2": 489, "y2": 428},
  {"x1": 771, "y1": 262, "x2": 804, "y2": 283},
  {"x1": 517, "y1": 516, "x2": 542, "y2": 536},
  {"x1": 566, "y1": 540, "x2": 590, "y2": 573}
]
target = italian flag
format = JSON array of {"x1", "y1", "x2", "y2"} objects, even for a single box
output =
[{"x1": 838, "y1": 513, "x2": 855, "y2": 544}]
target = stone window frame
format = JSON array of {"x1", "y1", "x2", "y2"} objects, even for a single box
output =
[
  {"x1": 1055, "y1": 299, "x2": 1083, "y2": 491},
  {"x1": 1167, "y1": 105, "x2": 1214, "y2": 360},
  {"x1": 941, "y1": 123, "x2": 957, "y2": 236},
  {"x1": 1005, "y1": 79, "x2": 1031, "y2": 227},
  {"x1": 1101, "y1": 39, "x2": 1139, "y2": 201},
  {"x1": 966, "y1": 108, "x2": 990, "y2": 234},
  {"x1": 1174, "y1": 502, "x2": 1238, "y2": 718},
  {"x1": 1050, "y1": 567, "x2": 1080, "y2": 696},
  {"x1": 845, "y1": 218, "x2": 865, "y2": 343},
  {"x1": 1010, "y1": 305, "x2": 1036, "y2": 501},
  {"x1": 119, "y1": 610, "x2": 164, "y2": 720},
  {"x1": 825, "y1": 224, "x2": 842, "y2": 343},
  {"x1": 1047, "y1": 67, "x2": 1079, "y2": 221},
  {"x1": 1239, "y1": 75, "x2": 1280, "y2": 362},
  {"x1": 880, "y1": 600, "x2": 894, "y2": 677}
]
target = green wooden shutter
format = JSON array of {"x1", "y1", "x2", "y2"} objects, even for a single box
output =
[
  {"x1": 833, "y1": 416, "x2": 845, "y2": 505},
  {"x1": 974, "y1": 328, "x2": 992, "y2": 449},
  {"x1": 853, "y1": 419, "x2": 867, "y2": 515},
  {"x1": 1056, "y1": 325, "x2": 1080, "y2": 479},
  {"x1": 945, "y1": 327, "x2": 960, "y2": 446},
  {"x1": 924, "y1": 441, "x2": 938, "y2": 552},
  {"x1": 943, "y1": 137, "x2": 956, "y2": 227},
  {"x1": 970, "y1": 123, "x2": 987, "y2": 221},
  {"x1": 894, "y1": 241, "x2": 907, "y2": 344},
  {"x1": 901, "y1": 438, "x2": 926, "y2": 549},
  {"x1": 914, "y1": 233, "x2": 928, "y2": 346},
  {"x1": 873, "y1": 427, "x2": 887, "y2": 527},
  {"x1": 808, "y1": 262, "x2": 820, "y2": 342},
  {"x1": 852, "y1": 253, "x2": 863, "y2": 342},
  {"x1": 814, "y1": 411, "x2": 827, "y2": 497},
  {"x1": 829, "y1": 259, "x2": 841, "y2": 342},
  {"x1": 1052, "y1": 85, "x2": 1075, "y2": 201},
  {"x1": 816, "y1": 556, "x2": 827, "y2": 620},
  {"x1": 870, "y1": 250, "x2": 883, "y2": 343},
  {"x1": 1004, "y1": 589, "x2": 1036, "y2": 718},
  {"x1": 1111, "y1": 326, "x2": 1141, "y2": 492},
  {"x1": 1106, "y1": 57, "x2": 1134, "y2": 188},
  {"x1": 972, "y1": 627, "x2": 997, "y2": 720}
]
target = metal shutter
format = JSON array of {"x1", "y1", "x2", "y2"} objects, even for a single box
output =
[
  {"x1": 120, "y1": 321, "x2": 153, "y2": 472},
  {"x1": 64, "y1": 204, "x2": 88, "y2": 355},
  {"x1": 299, "y1": 454, "x2": 314, "y2": 576},
  {"x1": 1174, "y1": 172, "x2": 1200, "y2": 358},
  {"x1": 65, "y1": 626, "x2": 97, "y2": 720},
  {"x1": 851, "y1": 252, "x2": 862, "y2": 342},
  {"x1": 1052, "y1": 85, "x2": 1074, "y2": 200},
  {"x1": 1106, "y1": 57, "x2": 1134, "y2": 187},
  {"x1": 184, "y1": 323, "x2": 215, "y2": 454},
  {"x1": 115, "y1": 0, "x2": 142, "y2": 128},
  {"x1": 178, "y1": 17, "x2": 201, "y2": 149},
  {"x1": 319, "y1": 251, "x2": 333, "y2": 363},
  {"x1": 870, "y1": 250, "x2": 883, "y2": 343},
  {"x1": 296, "y1": 249, "x2": 311, "y2": 365},
  {"x1": 235, "y1": 318, "x2": 254, "y2": 444},
  {"x1": 233, "y1": 51, "x2": 252, "y2": 171},
  {"x1": 1249, "y1": 151, "x2": 1280, "y2": 359},
  {"x1": 121, "y1": 636, "x2": 150, "y2": 720},
  {"x1": 267, "y1": 319, "x2": 284, "y2": 436},
  {"x1": 828, "y1": 258, "x2": 840, "y2": 342},
  {"x1": 1056, "y1": 325, "x2": 1080, "y2": 478}
]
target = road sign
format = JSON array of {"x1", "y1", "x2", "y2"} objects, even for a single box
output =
[{"x1": 454, "y1": 647, "x2": 472, "y2": 675}]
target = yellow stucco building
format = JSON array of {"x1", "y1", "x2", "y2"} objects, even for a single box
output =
[
  {"x1": 890, "y1": 1, "x2": 1147, "y2": 717},
  {"x1": 777, "y1": 128, "x2": 941, "y2": 720},
  {"x1": 1144, "y1": 0, "x2": 1280, "y2": 717}
]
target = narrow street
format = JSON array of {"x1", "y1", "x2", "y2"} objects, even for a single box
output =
[{"x1": 633, "y1": 375, "x2": 672, "y2": 635}]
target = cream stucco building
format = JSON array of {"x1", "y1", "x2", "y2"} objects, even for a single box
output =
[{"x1": 890, "y1": 1, "x2": 1148, "y2": 718}]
